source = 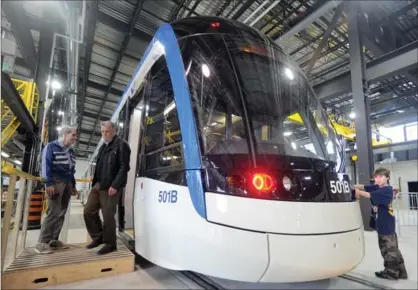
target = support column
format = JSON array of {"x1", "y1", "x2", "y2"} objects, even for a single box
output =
[{"x1": 347, "y1": 2, "x2": 374, "y2": 231}]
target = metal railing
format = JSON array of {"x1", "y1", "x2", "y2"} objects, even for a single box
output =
[
  {"x1": 393, "y1": 192, "x2": 418, "y2": 236},
  {"x1": 1, "y1": 161, "x2": 91, "y2": 271},
  {"x1": 1, "y1": 78, "x2": 40, "y2": 147}
]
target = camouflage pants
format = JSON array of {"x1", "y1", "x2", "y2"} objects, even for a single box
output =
[{"x1": 378, "y1": 234, "x2": 407, "y2": 278}]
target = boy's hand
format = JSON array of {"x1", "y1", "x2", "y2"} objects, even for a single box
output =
[{"x1": 355, "y1": 188, "x2": 361, "y2": 199}]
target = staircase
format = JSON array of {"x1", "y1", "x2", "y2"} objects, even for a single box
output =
[{"x1": 1, "y1": 78, "x2": 39, "y2": 147}]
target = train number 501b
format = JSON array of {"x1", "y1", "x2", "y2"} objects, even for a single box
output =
[{"x1": 158, "y1": 190, "x2": 178, "y2": 203}]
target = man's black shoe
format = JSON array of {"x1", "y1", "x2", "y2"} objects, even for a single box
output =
[
  {"x1": 97, "y1": 244, "x2": 117, "y2": 255},
  {"x1": 86, "y1": 240, "x2": 103, "y2": 249}
]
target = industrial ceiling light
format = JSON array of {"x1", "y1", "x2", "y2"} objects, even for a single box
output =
[
  {"x1": 13, "y1": 160, "x2": 22, "y2": 165},
  {"x1": 349, "y1": 112, "x2": 356, "y2": 119},
  {"x1": 1, "y1": 151, "x2": 10, "y2": 158},
  {"x1": 46, "y1": 79, "x2": 62, "y2": 90},
  {"x1": 202, "y1": 64, "x2": 210, "y2": 78},
  {"x1": 284, "y1": 67, "x2": 294, "y2": 80},
  {"x1": 56, "y1": 126, "x2": 62, "y2": 131}
]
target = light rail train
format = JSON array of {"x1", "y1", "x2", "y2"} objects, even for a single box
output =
[{"x1": 86, "y1": 17, "x2": 365, "y2": 283}]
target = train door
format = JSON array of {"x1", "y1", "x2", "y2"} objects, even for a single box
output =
[
  {"x1": 124, "y1": 97, "x2": 146, "y2": 233},
  {"x1": 133, "y1": 56, "x2": 185, "y2": 260}
]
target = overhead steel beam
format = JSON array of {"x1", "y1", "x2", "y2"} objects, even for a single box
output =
[
  {"x1": 275, "y1": 0, "x2": 342, "y2": 44},
  {"x1": 217, "y1": 1, "x2": 232, "y2": 17},
  {"x1": 83, "y1": 111, "x2": 110, "y2": 121},
  {"x1": 170, "y1": 0, "x2": 188, "y2": 21},
  {"x1": 77, "y1": 0, "x2": 98, "y2": 148},
  {"x1": 306, "y1": 3, "x2": 344, "y2": 76},
  {"x1": 86, "y1": 80, "x2": 124, "y2": 95},
  {"x1": 224, "y1": 1, "x2": 243, "y2": 19},
  {"x1": 186, "y1": 0, "x2": 201, "y2": 17},
  {"x1": 347, "y1": 2, "x2": 373, "y2": 231},
  {"x1": 96, "y1": 10, "x2": 152, "y2": 41},
  {"x1": 314, "y1": 41, "x2": 418, "y2": 100},
  {"x1": 2, "y1": 1, "x2": 38, "y2": 77},
  {"x1": 362, "y1": 24, "x2": 418, "y2": 86},
  {"x1": 1, "y1": 72, "x2": 37, "y2": 135},
  {"x1": 86, "y1": 0, "x2": 146, "y2": 150}
]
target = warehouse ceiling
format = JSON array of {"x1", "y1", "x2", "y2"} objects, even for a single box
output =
[{"x1": 2, "y1": 0, "x2": 417, "y2": 158}]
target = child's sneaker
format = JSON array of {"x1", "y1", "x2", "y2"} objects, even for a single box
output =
[
  {"x1": 399, "y1": 270, "x2": 408, "y2": 280},
  {"x1": 35, "y1": 243, "x2": 53, "y2": 254},
  {"x1": 49, "y1": 240, "x2": 70, "y2": 250},
  {"x1": 375, "y1": 271, "x2": 398, "y2": 280}
]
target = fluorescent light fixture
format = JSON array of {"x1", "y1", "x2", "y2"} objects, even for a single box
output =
[
  {"x1": 284, "y1": 67, "x2": 294, "y2": 80},
  {"x1": 119, "y1": 122, "x2": 124, "y2": 128},
  {"x1": 397, "y1": 110, "x2": 405, "y2": 113},
  {"x1": 210, "y1": 122, "x2": 217, "y2": 126},
  {"x1": 349, "y1": 112, "x2": 356, "y2": 119},
  {"x1": 164, "y1": 102, "x2": 176, "y2": 116},
  {"x1": 291, "y1": 142, "x2": 297, "y2": 150},
  {"x1": 13, "y1": 160, "x2": 22, "y2": 165},
  {"x1": 1, "y1": 151, "x2": 10, "y2": 158},
  {"x1": 283, "y1": 131, "x2": 292, "y2": 137},
  {"x1": 58, "y1": 110, "x2": 64, "y2": 115},
  {"x1": 56, "y1": 126, "x2": 62, "y2": 131},
  {"x1": 202, "y1": 64, "x2": 210, "y2": 78},
  {"x1": 46, "y1": 79, "x2": 62, "y2": 90}
]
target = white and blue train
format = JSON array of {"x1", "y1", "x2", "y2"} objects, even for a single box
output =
[{"x1": 87, "y1": 17, "x2": 365, "y2": 283}]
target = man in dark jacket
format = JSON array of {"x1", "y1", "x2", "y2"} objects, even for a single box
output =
[{"x1": 84, "y1": 121, "x2": 131, "y2": 255}]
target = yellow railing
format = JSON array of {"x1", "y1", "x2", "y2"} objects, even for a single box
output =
[
  {"x1": 10, "y1": 78, "x2": 40, "y2": 122},
  {"x1": 287, "y1": 113, "x2": 391, "y2": 147},
  {"x1": 1, "y1": 78, "x2": 40, "y2": 148}
]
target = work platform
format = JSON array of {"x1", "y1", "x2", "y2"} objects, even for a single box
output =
[{"x1": 2, "y1": 240, "x2": 135, "y2": 289}]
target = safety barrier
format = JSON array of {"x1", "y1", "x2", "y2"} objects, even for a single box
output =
[
  {"x1": 1, "y1": 161, "x2": 93, "y2": 269},
  {"x1": 393, "y1": 192, "x2": 418, "y2": 236},
  {"x1": 1, "y1": 162, "x2": 135, "y2": 288},
  {"x1": 1, "y1": 162, "x2": 38, "y2": 270}
]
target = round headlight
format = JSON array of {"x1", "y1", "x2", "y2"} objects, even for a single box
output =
[{"x1": 283, "y1": 176, "x2": 292, "y2": 191}]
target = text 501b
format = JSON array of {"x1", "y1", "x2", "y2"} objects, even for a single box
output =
[{"x1": 158, "y1": 190, "x2": 178, "y2": 203}]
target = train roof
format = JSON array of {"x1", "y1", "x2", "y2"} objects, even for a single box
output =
[{"x1": 171, "y1": 16, "x2": 285, "y2": 53}]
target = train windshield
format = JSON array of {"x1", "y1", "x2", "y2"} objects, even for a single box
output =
[{"x1": 179, "y1": 34, "x2": 342, "y2": 168}]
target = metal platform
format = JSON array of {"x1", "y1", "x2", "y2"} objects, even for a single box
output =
[{"x1": 1, "y1": 240, "x2": 135, "y2": 289}]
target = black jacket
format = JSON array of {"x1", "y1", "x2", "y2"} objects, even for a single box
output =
[{"x1": 92, "y1": 136, "x2": 131, "y2": 190}]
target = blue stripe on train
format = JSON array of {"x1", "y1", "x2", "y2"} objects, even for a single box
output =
[
  {"x1": 118, "y1": 24, "x2": 206, "y2": 218},
  {"x1": 155, "y1": 24, "x2": 206, "y2": 219}
]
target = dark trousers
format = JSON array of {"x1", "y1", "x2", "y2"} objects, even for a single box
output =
[
  {"x1": 83, "y1": 184, "x2": 119, "y2": 247},
  {"x1": 378, "y1": 234, "x2": 407, "y2": 277},
  {"x1": 38, "y1": 181, "x2": 72, "y2": 243}
]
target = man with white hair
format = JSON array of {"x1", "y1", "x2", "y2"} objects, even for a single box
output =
[
  {"x1": 35, "y1": 126, "x2": 78, "y2": 254},
  {"x1": 84, "y1": 121, "x2": 131, "y2": 255}
]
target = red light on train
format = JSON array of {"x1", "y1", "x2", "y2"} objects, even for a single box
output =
[
  {"x1": 211, "y1": 21, "x2": 220, "y2": 28},
  {"x1": 251, "y1": 173, "x2": 276, "y2": 193}
]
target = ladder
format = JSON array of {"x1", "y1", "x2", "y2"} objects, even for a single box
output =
[{"x1": 1, "y1": 78, "x2": 40, "y2": 147}]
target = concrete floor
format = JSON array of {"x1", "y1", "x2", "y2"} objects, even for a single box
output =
[{"x1": 4, "y1": 198, "x2": 417, "y2": 289}]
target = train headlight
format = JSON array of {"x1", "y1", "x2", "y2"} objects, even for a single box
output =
[{"x1": 283, "y1": 176, "x2": 292, "y2": 191}]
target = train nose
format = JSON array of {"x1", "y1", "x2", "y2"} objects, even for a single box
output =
[{"x1": 259, "y1": 227, "x2": 365, "y2": 283}]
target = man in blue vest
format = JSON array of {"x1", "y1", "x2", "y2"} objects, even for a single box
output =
[{"x1": 35, "y1": 126, "x2": 78, "y2": 254}]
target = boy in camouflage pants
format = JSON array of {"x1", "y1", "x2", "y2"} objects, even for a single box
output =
[{"x1": 355, "y1": 167, "x2": 408, "y2": 280}]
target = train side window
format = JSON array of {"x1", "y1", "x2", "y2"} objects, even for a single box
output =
[{"x1": 138, "y1": 56, "x2": 186, "y2": 185}]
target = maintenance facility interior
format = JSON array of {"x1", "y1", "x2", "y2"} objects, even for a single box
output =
[{"x1": 1, "y1": 0, "x2": 417, "y2": 289}]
